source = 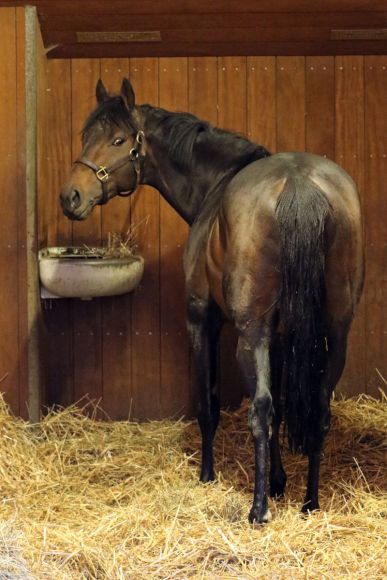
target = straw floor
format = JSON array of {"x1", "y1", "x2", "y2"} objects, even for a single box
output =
[{"x1": 0, "y1": 392, "x2": 385, "y2": 579}]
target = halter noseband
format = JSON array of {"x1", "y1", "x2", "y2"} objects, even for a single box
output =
[{"x1": 74, "y1": 130, "x2": 145, "y2": 205}]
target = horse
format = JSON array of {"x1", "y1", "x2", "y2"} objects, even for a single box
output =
[{"x1": 60, "y1": 78, "x2": 364, "y2": 524}]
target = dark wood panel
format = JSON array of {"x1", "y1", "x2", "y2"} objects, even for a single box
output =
[
  {"x1": 0, "y1": 8, "x2": 20, "y2": 414},
  {"x1": 14, "y1": 0, "x2": 384, "y2": 15},
  {"x1": 36, "y1": 12, "x2": 387, "y2": 32},
  {"x1": 217, "y1": 56, "x2": 247, "y2": 409},
  {"x1": 48, "y1": 40, "x2": 387, "y2": 59},
  {"x1": 4, "y1": 0, "x2": 386, "y2": 58},
  {"x1": 335, "y1": 56, "x2": 366, "y2": 397},
  {"x1": 158, "y1": 57, "x2": 191, "y2": 417},
  {"x1": 130, "y1": 58, "x2": 162, "y2": 420},
  {"x1": 364, "y1": 56, "x2": 387, "y2": 396},
  {"x1": 46, "y1": 26, "x2": 387, "y2": 45}
]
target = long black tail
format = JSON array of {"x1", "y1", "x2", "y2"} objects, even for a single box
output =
[{"x1": 276, "y1": 176, "x2": 331, "y2": 454}]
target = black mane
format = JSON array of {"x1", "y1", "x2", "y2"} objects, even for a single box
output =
[{"x1": 142, "y1": 105, "x2": 270, "y2": 173}]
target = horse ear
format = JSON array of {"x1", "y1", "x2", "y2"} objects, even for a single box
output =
[
  {"x1": 96, "y1": 79, "x2": 108, "y2": 104},
  {"x1": 121, "y1": 78, "x2": 135, "y2": 110}
]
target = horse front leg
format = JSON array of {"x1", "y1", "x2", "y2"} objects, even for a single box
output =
[
  {"x1": 187, "y1": 295, "x2": 223, "y2": 482},
  {"x1": 237, "y1": 330, "x2": 273, "y2": 524}
]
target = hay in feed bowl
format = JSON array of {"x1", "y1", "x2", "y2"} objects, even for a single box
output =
[{"x1": 0, "y1": 393, "x2": 385, "y2": 579}]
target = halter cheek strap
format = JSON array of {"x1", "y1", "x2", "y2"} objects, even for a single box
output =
[{"x1": 74, "y1": 130, "x2": 145, "y2": 205}]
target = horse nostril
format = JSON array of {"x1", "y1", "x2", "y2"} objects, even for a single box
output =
[{"x1": 71, "y1": 189, "x2": 81, "y2": 209}]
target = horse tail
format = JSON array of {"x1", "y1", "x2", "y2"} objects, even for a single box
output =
[{"x1": 275, "y1": 176, "x2": 331, "y2": 454}]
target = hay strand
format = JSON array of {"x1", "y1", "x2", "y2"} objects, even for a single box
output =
[{"x1": 0, "y1": 393, "x2": 385, "y2": 579}]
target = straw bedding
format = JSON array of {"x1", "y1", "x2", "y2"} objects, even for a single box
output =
[{"x1": 0, "y1": 393, "x2": 385, "y2": 579}]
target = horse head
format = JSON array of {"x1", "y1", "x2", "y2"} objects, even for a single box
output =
[{"x1": 60, "y1": 78, "x2": 144, "y2": 220}]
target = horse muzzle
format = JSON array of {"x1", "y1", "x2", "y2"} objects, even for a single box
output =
[{"x1": 60, "y1": 187, "x2": 97, "y2": 221}]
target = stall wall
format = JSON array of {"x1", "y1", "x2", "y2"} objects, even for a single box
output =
[
  {"x1": 0, "y1": 6, "x2": 44, "y2": 419},
  {"x1": 37, "y1": 55, "x2": 386, "y2": 420}
]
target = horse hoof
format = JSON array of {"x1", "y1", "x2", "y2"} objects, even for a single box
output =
[
  {"x1": 269, "y1": 480, "x2": 286, "y2": 499},
  {"x1": 301, "y1": 500, "x2": 320, "y2": 514},
  {"x1": 200, "y1": 469, "x2": 215, "y2": 483},
  {"x1": 248, "y1": 506, "x2": 272, "y2": 525}
]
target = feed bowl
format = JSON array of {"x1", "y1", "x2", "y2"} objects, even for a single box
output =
[{"x1": 39, "y1": 247, "x2": 144, "y2": 299}]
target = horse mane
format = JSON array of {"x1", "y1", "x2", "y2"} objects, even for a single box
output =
[{"x1": 141, "y1": 105, "x2": 270, "y2": 173}]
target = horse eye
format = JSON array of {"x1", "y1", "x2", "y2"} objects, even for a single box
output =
[{"x1": 113, "y1": 137, "x2": 126, "y2": 146}]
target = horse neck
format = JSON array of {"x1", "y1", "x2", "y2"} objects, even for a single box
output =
[{"x1": 139, "y1": 105, "x2": 268, "y2": 225}]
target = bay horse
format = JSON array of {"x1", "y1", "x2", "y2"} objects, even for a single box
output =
[{"x1": 60, "y1": 79, "x2": 364, "y2": 524}]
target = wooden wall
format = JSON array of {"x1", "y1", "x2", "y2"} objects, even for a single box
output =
[
  {"x1": 37, "y1": 55, "x2": 386, "y2": 420},
  {"x1": 0, "y1": 6, "x2": 44, "y2": 419}
]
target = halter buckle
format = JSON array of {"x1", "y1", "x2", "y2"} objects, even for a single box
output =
[{"x1": 96, "y1": 166, "x2": 109, "y2": 182}]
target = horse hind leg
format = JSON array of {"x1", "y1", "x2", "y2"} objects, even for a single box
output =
[
  {"x1": 187, "y1": 295, "x2": 223, "y2": 483},
  {"x1": 237, "y1": 328, "x2": 273, "y2": 524},
  {"x1": 269, "y1": 334, "x2": 287, "y2": 498},
  {"x1": 302, "y1": 323, "x2": 350, "y2": 513}
]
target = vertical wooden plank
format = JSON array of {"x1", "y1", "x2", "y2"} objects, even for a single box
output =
[
  {"x1": 276, "y1": 56, "x2": 306, "y2": 152},
  {"x1": 99, "y1": 58, "x2": 133, "y2": 419},
  {"x1": 42, "y1": 61, "x2": 73, "y2": 249},
  {"x1": 335, "y1": 56, "x2": 366, "y2": 396},
  {"x1": 15, "y1": 7, "x2": 28, "y2": 418},
  {"x1": 247, "y1": 56, "x2": 276, "y2": 152},
  {"x1": 40, "y1": 60, "x2": 74, "y2": 409},
  {"x1": 159, "y1": 57, "x2": 190, "y2": 417},
  {"x1": 130, "y1": 58, "x2": 161, "y2": 420},
  {"x1": 306, "y1": 56, "x2": 335, "y2": 159},
  {"x1": 217, "y1": 56, "x2": 247, "y2": 409},
  {"x1": 71, "y1": 59, "x2": 103, "y2": 406},
  {"x1": 189, "y1": 57, "x2": 218, "y2": 123},
  {"x1": 0, "y1": 8, "x2": 20, "y2": 413},
  {"x1": 364, "y1": 56, "x2": 387, "y2": 396}
]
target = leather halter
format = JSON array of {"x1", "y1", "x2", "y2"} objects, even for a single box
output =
[{"x1": 74, "y1": 130, "x2": 145, "y2": 205}]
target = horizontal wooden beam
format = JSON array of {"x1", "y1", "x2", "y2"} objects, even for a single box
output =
[
  {"x1": 5, "y1": 0, "x2": 386, "y2": 15},
  {"x1": 37, "y1": 12, "x2": 387, "y2": 33},
  {"x1": 45, "y1": 27, "x2": 387, "y2": 47},
  {"x1": 47, "y1": 40, "x2": 387, "y2": 59}
]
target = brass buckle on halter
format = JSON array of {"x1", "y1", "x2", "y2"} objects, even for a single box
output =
[{"x1": 96, "y1": 166, "x2": 109, "y2": 182}]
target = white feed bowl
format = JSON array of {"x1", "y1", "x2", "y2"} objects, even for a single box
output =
[{"x1": 39, "y1": 247, "x2": 144, "y2": 299}]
